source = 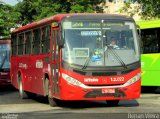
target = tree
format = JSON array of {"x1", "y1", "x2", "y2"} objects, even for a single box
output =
[
  {"x1": 119, "y1": 1, "x2": 140, "y2": 18},
  {"x1": 140, "y1": 0, "x2": 160, "y2": 20},
  {"x1": 119, "y1": 0, "x2": 160, "y2": 20},
  {"x1": 0, "y1": 0, "x2": 105, "y2": 37},
  {"x1": 0, "y1": 4, "x2": 20, "y2": 38},
  {"x1": 15, "y1": 0, "x2": 105, "y2": 25}
]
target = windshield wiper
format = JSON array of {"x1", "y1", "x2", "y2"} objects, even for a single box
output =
[
  {"x1": 106, "y1": 45, "x2": 127, "y2": 69},
  {"x1": 82, "y1": 30, "x2": 102, "y2": 70},
  {"x1": 81, "y1": 50, "x2": 95, "y2": 70},
  {"x1": 0, "y1": 51, "x2": 7, "y2": 69},
  {"x1": 81, "y1": 46, "x2": 128, "y2": 70}
]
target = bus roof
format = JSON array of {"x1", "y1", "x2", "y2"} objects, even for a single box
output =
[
  {"x1": 136, "y1": 19, "x2": 160, "y2": 29},
  {"x1": 12, "y1": 13, "x2": 134, "y2": 34}
]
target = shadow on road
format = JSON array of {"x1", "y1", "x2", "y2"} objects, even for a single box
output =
[
  {"x1": 141, "y1": 86, "x2": 160, "y2": 94},
  {"x1": 25, "y1": 99, "x2": 139, "y2": 109},
  {"x1": 0, "y1": 84, "x2": 140, "y2": 108},
  {"x1": 0, "y1": 84, "x2": 17, "y2": 95},
  {"x1": 23, "y1": 93, "x2": 139, "y2": 108},
  {"x1": 56, "y1": 99, "x2": 139, "y2": 109},
  {"x1": 2, "y1": 85, "x2": 160, "y2": 108},
  {"x1": 28, "y1": 94, "x2": 49, "y2": 104}
]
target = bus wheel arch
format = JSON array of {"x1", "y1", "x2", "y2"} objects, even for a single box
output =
[
  {"x1": 43, "y1": 74, "x2": 49, "y2": 96},
  {"x1": 17, "y1": 71, "x2": 22, "y2": 88},
  {"x1": 43, "y1": 74, "x2": 57, "y2": 107},
  {"x1": 17, "y1": 71, "x2": 28, "y2": 99}
]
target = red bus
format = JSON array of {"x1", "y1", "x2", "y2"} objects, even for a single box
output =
[
  {"x1": 0, "y1": 39, "x2": 11, "y2": 85},
  {"x1": 11, "y1": 14, "x2": 141, "y2": 106}
]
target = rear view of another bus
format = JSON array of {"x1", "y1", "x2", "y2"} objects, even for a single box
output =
[{"x1": 0, "y1": 39, "x2": 11, "y2": 85}]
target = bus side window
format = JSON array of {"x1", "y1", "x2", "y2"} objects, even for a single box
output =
[
  {"x1": 12, "y1": 35, "x2": 17, "y2": 55},
  {"x1": 41, "y1": 26, "x2": 50, "y2": 54},
  {"x1": 18, "y1": 33, "x2": 24, "y2": 55},
  {"x1": 32, "y1": 29, "x2": 41, "y2": 55},
  {"x1": 25, "y1": 31, "x2": 32, "y2": 55}
]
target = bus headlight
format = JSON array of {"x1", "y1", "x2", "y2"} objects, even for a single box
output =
[
  {"x1": 62, "y1": 73, "x2": 85, "y2": 87},
  {"x1": 124, "y1": 73, "x2": 141, "y2": 86}
]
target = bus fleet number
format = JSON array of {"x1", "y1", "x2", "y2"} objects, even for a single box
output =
[{"x1": 110, "y1": 77, "x2": 124, "y2": 82}]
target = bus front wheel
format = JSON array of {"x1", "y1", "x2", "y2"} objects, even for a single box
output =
[
  {"x1": 46, "y1": 78, "x2": 57, "y2": 107},
  {"x1": 18, "y1": 74, "x2": 28, "y2": 99}
]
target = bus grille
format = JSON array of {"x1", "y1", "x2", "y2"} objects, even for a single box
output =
[
  {"x1": 92, "y1": 72, "x2": 117, "y2": 76},
  {"x1": 85, "y1": 83, "x2": 123, "y2": 87},
  {"x1": 73, "y1": 69, "x2": 134, "y2": 76}
]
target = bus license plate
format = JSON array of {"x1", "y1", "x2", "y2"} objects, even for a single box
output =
[{"x1": 102, "y1": 88, "x2": 115, "y2": 94}]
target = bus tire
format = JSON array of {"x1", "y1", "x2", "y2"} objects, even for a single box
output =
[
  {"x1": 48, "y1": 96, "x2": 57, "y2": 107},
  {"x1": 46, "y1": 77, "x2": 57, "y2": 107},
  {"x1": 18, "y1": 74, "x2": 28, "y2": 99},
  {"x1": 106, "y1": 100, "x2": 119, "y2": 107}
]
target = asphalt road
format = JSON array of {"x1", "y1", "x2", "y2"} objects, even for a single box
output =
[{"x1": 0, "y1": 84, "x2": 160, "y2": 119}]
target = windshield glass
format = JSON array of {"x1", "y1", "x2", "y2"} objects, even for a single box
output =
[
  {"x1": 62, "y1": 20, "x2": 139, "y2": 67},
  {"x1": 0, "y1": 44, "x2": 10, "y2": 69}
]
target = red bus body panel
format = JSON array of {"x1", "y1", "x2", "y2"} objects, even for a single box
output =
[{"x1": 11, "y1": 54, "x2": 50, "y2": 95}]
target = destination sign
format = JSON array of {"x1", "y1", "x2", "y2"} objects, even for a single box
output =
[
  {"x1": 71, "y1": 22, "x2": 123, "y2": 28},
  {"x1": 63, "y1": 21, "x2": 124, "y2": 29}
]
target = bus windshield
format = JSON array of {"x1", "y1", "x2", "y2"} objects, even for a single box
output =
[
  {"x1": 62, "y1": 20, "x2": 140, "y2": 68},
  {"x1": 0, "y1": 44, "x2": 10, "y2": 70}
]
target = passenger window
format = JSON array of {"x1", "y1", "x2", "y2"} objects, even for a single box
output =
[
  {"x1": 11, "y1": 35, "x2": 17, "y2": 55},
  {"x1": 25, "y1": 31, "x2": 32, "y2": 55},
  {"x1": 18, "y1": 33, "x2": 24, "y2": 55},
  {"x1": 41, "y1": 26, "x2": 50, "y2": 54},
  {"x1": 32, "y1": 29, "x2": 41, "y2": 55}
]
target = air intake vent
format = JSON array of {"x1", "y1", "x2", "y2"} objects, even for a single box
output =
[
  {"x1": 122, "y1": 69, "x2": 133, "y2": 74},
  {"x1": 73, "y1": 69, "x2": 86, "y2": 75},
  {"x1": 92, "y1": 72, "x2": 117, "y2": 76},
  {"x1": 73, "y1": 69, "x2": 134, "y2": 76}
]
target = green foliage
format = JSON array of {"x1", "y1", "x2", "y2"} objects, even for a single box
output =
[
  {"x1": 120, "y1": 0, "x2": 160, "y2": 20},
  {"x1": 119, "y1": 0, "x2": 140, "y2": 18},
  {"x1": 0, "y1": 0, "x2": 105, "y2": 37},
  {"x1": 0, "y1": 4, "x2": 20, "y2": 38},
  {"x1": 140, "y1": 0, "x2": 160, "y2": 20},
  {"x1": 15, "y1": 0, "x2": 105, "y2": 25}
]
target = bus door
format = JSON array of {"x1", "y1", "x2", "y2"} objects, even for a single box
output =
[{"x1": 51, "y1": 28, "x2": 60, "y2": 95}]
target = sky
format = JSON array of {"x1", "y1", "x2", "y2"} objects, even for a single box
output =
[{"x1": 2, "y1": 0, "x2": 19, "y2": 5}]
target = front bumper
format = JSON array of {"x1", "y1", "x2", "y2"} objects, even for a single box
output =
[{"x1": 59, "y1": 78, "x2": 141, "y2": 100}]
